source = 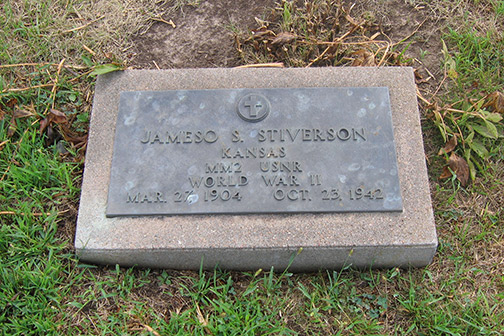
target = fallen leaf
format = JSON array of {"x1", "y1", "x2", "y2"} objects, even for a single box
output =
[
  {"x1": 439, "y1": 166, "x2": 452, "y2": 179},
  {"x1": 7, "y1": 118, "x2": 17, "y2": 137},
  {"x1": 271, "y1": 32, "x2": 296, "y2": 45},
  {"x1": 248, "y1": 29, "x2": 275, "y2": 42},
  {"x1": 6, "y1": 98, "x2": 18, "y2": 108},
  {"x1": 39, "y1": 109, "x2": 68, "y2": 134},
  {"x1": 351, "y1": 49, "x2": 375, "y2": 66},
  {"x1": 13, "y1": 107, "x2": 35, "y2": 119},
  {"x1": 61, "y1": 125, "x2": 88, "y2": 147},
  {"x1": 472, "y1": 122, "x2": 498, "y2": 139},
  {"x1": 438, "y1": 135, "x2": 457, "y2": 155},
  {"x1": 484, "y1": 91, "x2": 504, "y2": 114},
  {"x1": 39, "y1": 118, "x2": 50, "y2": 134},
  {"x1": 49, "y1": 109, "x2": 68, "y2": 124},
  {"x1": 449, "y1": 152, "x2": 469, "y2": 186},
  {"x1": 89, "y1": 63, "x2": 124, "y2": 77}
]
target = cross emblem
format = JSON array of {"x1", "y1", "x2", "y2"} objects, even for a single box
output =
[
  {"x1": 243, "y1": 96, "x2": 263, "y2": 118},
  {"x1": 237, "y1": 94, "x2": 270, "y2": 123}
]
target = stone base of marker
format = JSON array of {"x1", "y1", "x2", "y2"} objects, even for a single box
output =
[{"x1": 75, "y1": 67, "x2": 437, "y2": 271}]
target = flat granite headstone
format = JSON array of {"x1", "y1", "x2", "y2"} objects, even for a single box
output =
[{"x1": 75, "y1": 67, "x2": 437, "y2": 271}]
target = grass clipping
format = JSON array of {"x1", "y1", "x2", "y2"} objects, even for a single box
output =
[{"x1": 236, "y1": 0, "x2": 406, "y2": 68}]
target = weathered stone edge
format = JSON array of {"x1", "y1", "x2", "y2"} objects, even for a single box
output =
[{"x1": 77, "y1": 243, "x2": 437, "y2": 271}]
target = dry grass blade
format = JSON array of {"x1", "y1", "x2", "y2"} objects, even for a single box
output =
[
  {"x1": 0, "y1": 211, "x2": 54, "y2": 216},
  {"x1": 2, "y1": 84, "x2": 54, "y2": 93},
  {"x1": 0, "y1": 63, "x2": 86, "y2": 70},
  {"x1": 62, "y1": 16, "x2": 105, "y2": 34},
  {"x1": 141, "y1": 324, "x2": 161, "y2": 336},
  {"x1": 82, "y1": 44, "x2": 96, "y2": 56},
  {"x1": 150, "y1": 17, "x2": 176, "y2": 28},
  {"x1": 390, "y1": 18, "x2": 428, "y2": 48},
  {"x1": 195, "y1": 303, "x2": 208, "y2": 326},
  {"x1": 237, "y1": 0, "x2": 399, "y2": 68},
  {"x1": 0, "y1": 140, "x2": 9, "y2": 152},
  {"x1": 235, "y1": 62, "x2": 284, "y2": 68},
  {"x1": 306, "y1": 45, "x2": 332, "y2": 67}
]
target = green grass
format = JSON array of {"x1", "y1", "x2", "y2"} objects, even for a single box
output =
[
  {"x1": 444, "y1": 28, "x2": 504, "y2": 95},
  {"x1": 431, "y1": 23, "x2": 504, "y2": 182},
  {"x1": 1, "y1": 0, "x2": 504, "y2": 335}
]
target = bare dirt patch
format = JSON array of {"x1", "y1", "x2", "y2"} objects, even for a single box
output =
[
  {"x1": 130, "y1": 0, "x2": 275, "y2": 68},
  {"x1": 354, "y1": 0, "x2": 445, "y2": 92},
  {"x1": 129, "y1": 0, "x2": 446, "y2": 113},
  {"x1": 129, "y1": 1, "x2": 444, "y2": 81}
]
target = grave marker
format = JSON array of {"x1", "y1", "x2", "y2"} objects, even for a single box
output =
[{"x1": 75, "y1": 67, "x2": 437, "y2": 271}]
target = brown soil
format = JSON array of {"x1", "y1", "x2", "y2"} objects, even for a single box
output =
[
  {"x1": 130, "y1": 1, "x2": 443, "y2": 81},
  {"x1": 129, "y1": 0, "x2": 448, "y2": 115},
  {"x1": 130, "y1": 0, "x2": 275, "y2": 69},
  {"x1": 355, "y1": 0, "x2": 445, "y2": 91}
]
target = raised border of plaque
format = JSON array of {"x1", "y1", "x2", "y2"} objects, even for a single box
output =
[{"x1": 75, "y1": 67, "x2": 437, "y2": 271}]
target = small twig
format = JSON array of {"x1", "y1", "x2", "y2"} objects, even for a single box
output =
[
  {"x1": 369, "y1": 32, "x2": 381, "y2": 40},
  {"x1": 62, "y1": 16, "x2": 105, "y2": 34},
  {"x1": 68, "y1": 69, "x2": 94, "y2": 82},
  {"x1": 432, "y1": 68, "x2": 448, "y2": 98},
  {"x1": 0, "y1": 139, "x2": 9, "y2": 151},
  {"x1": 414, "y1": 58, "x2": 437, "y2": 81},
  {"x1": 416, "y1": 87, "x2": 431, "y2": 105},
  {"x1": 150, "y1": 17, "x2": 176, "y2": 28},
  {"x1": 153, "y1": 60, "x2": 161, "y2": 70},
  {"x1": 1, "y1": 83, "x2": 54, "y2": 93},
  {"x1": 0, "y1": 211, "x2": 52, "y2": 216},
  {"x1": 424, "y1": 66, "x2": 436, "y2": 81},
  {"x1": 0, "y1": 63, "x2": 48, "y2": 68},
  {"x1": 235, "y1": 62, "x2": 284, "y2": 68},
  {"x1": 46, "y1": 59, "x2": 65, "y2": 112},
  {"x1": 376, "y1": 42, "x2": 391, "y2": 67},
  {"x1": 0, "y1": 62, "x2": 87, "y2": 70},
  {"x1": 444, "y1": 107, "x2": 482, "y2": 116},
  {"x1": 141, "y1": 325, "x2": 161, "y2": 336},
  {"x1": 306, "y1": 45, "x2": 332, "y2": 67},
  {"x1": 311, "y1": 40, "x2": 389, "y2": 46},
  {"x1": 391, "y1": 18, "x2": 428, "y2": 48},
  {"x1": 82, "y1": 44, "x2": 96, "y2": 56}
]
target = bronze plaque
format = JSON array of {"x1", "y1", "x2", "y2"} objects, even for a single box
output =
[{"x1": 106, "y1": 87, "x2": 402, "y2": 216}]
